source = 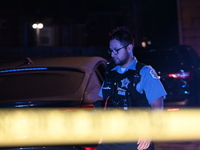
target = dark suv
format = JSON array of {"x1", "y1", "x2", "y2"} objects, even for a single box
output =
[{"x1": 134, "y1": 45, "x2": 200, "y2": 109}]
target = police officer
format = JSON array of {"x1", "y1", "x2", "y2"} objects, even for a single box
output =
[{"x1": 96, "y1": 27, "x2": 167, "y2": 150}]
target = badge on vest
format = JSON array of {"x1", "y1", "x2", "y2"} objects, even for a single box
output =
[{"x1": 121, "y1": 77, "x2": 130, "y2": 88}]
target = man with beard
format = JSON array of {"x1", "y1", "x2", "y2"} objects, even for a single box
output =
[{"x1": 95, "y1": 27, "x2": 167, "y2": 150}]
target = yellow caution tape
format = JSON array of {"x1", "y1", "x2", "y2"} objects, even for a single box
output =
[{"x1": 0, "y1": 108, "x2": 200, "y2": 147}]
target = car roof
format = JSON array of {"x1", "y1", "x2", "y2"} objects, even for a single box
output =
[{"x1": 0, "y1": 56, "x2": 107, "y2": 72}]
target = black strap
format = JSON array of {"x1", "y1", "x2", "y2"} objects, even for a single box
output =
[
  {"x1": 136, "y1": 62, "x2": 145, "y2": 73},
  {"x1": 133, "y1": 62, "x2": 145, "y2": 84}
]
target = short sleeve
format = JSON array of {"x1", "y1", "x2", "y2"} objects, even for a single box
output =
[{"x1": 136, "y1": 65, "x2": 167, "y2": 104}]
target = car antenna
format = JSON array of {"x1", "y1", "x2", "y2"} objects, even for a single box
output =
[
  {"x1": 25, "y1": 57, "x2": 33, "y2": 65},
  {"x1": 17, "y1": 57, "x2": 33, "y2": 66}
]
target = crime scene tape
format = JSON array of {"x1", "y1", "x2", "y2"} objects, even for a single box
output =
[{"x1": 0, "y1": 108, "x2": 200, "y2": 147}]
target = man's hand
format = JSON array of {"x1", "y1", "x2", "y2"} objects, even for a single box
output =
[{"x1": 137, "y1": 138, "x2": 151, "y2": 150}]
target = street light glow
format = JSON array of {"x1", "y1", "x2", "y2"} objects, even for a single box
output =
[
  {"x1": 141, "y1": 41, "x2": 146, "y2": 48},
  {"x1": 37, "y1": 23, "x2": 43, "y2": 29},
  {"x1": 32, "y1": 23, "x2": 37, "y2": 29},
  {"x1": 32, "y1": 23, "x2": 44, "y2": 29}
]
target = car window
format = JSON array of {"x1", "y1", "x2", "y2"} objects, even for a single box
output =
[
  {"x1": 178, "y1": 46, "x2": 200, "y2": 67},
  {"x1": 0, "y1": 68, "x2": 84, "y2": 101}
]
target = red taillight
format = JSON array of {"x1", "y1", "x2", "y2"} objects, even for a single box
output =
[
  {"x1": 82, "y1": 104, "x2": 94, "y2": 107},
  {"x1": 84, "y1": 147, "x2": 96, "y2": 150},
  {"x1": 168, "y1": 71, "x2": 191, "y2": 79}
]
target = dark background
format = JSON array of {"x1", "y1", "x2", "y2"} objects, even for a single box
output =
[{"x1": 0, "y1": 0, "x2": 179, "y2": 49}]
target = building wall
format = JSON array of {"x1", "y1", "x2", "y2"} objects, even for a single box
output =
[{"x1": 177, "y1": 0, "x2": 200, "y2": 56}]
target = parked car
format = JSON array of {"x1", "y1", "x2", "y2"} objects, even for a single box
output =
[
  {"x1": 134, "y1": 45, "x2": 200, "y2": 109},
  {"x1": 0, "y1": 56, "x2": 107, "y2": 149}
]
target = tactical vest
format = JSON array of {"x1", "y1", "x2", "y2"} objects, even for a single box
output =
[{"x1": 102, "y1": 62, "x2": 150, "y2": 110}]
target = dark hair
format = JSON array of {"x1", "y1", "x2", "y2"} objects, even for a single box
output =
[{"x1": 109, "y1": 26, "x2": 134, "y2": 46}]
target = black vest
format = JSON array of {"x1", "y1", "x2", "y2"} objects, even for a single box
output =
[{"x1": 102, "y1": 62, "x2": 150, "y2": 110}]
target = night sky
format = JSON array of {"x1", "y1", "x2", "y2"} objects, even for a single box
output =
[{"x1": 0, "y1": 0, "x2": 179, "y2": 48}]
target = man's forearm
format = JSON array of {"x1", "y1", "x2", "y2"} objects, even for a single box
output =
[{"x1": 150, "y1": 97, "x2": 164, "y2": 109}]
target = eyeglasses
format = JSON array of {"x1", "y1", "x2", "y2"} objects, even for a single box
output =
[{"x1": 108, "y1": 44, "x2": 129, "y2": 55}]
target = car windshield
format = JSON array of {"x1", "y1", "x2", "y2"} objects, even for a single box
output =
[{"x1": 0, "y1": 68, "x2": 84, "y2": 101}]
